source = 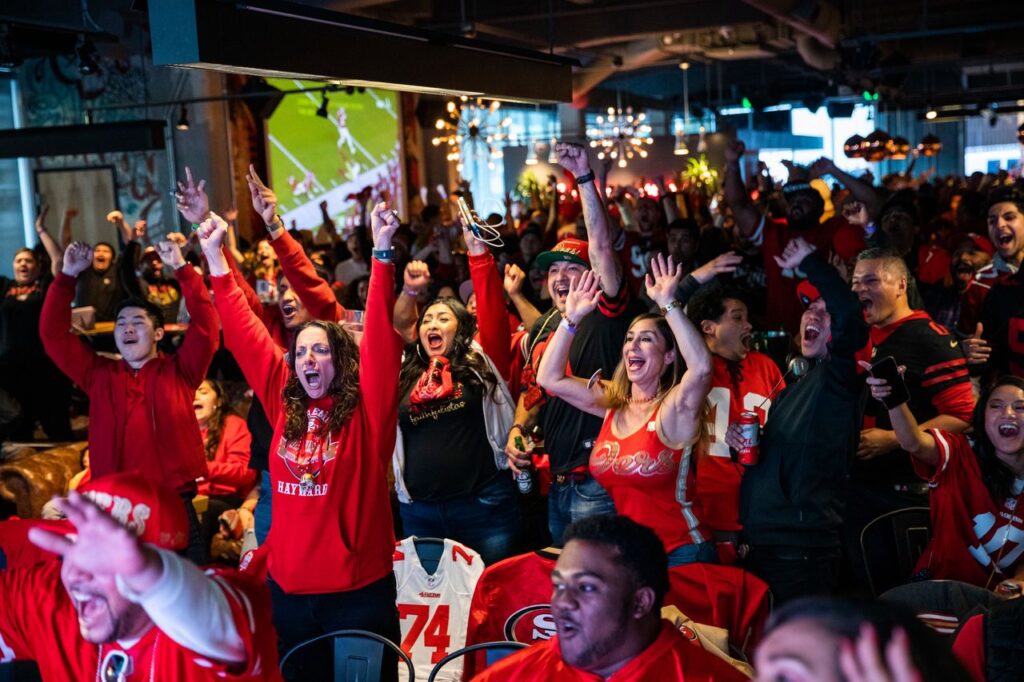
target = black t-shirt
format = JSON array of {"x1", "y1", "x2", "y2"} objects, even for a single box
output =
[
  {"x1": 980, "y1": 269, "x2": 1024, "y2": 378},
  {"x1": 0, "y1": 275, "x2": 49, "y2": 362},
  {"x1": 246, "y1": 395, "x2": 273, "y2": 473},
  {"x1": 74, "y1": 265, "x2": 122, "y2": 322},
  {"x1": 857, "y1": 313, "x2": 974, "y2": 484},
  {"x1": 400, "y1": 381, "x2": 498, "y2": 502},
  {"x1": 528, "y1": 284, "x2": 644, "y2": 473}
]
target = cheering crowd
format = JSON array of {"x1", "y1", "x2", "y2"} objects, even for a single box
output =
[{"x1": 0, "y1": 137, "x2": 1022, "y2": 681}]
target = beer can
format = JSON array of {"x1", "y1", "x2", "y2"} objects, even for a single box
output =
[
  {"x1": 996, "y1": 580, "x2": 1022, "y2": 598},
  {"x1": 737, "y1": 411, "x2": 761, "y2": 466},
  {"x1": 514, "y1": 435, "x2": 533, "y2": 494}
]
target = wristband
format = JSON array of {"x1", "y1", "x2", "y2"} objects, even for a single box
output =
[
  {"x1": 574, "y1": 171, "x2": 595, "y2": 185},
  {"x1": 373, "y1": 248, "x2": 395, "y2": 262},
  {"x1": 402, "y1": 287, "x2": 420, "y2": 298},
  {"x1": 510, "y1": 423, "x2": 526, "y2": 434},
  {"x1": 659, "y1": 300, "x2": 682, "y2": 315},
  {"x1": 560, "y1": 318, "x2": 578, "y2": 334},
  {"x1": 265, "y1": 215, "x2": 283, "y2": 232}
]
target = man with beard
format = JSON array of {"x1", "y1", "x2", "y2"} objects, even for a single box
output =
[
  {"x1": 120, "y1": 220, "x2": 183, "y2": 324},
  {"x1": 0, "y1": 473, "x2": 280, "y2": 681},
  {"x1": 735, "y1": 237, "x2": 868, "y2": 603},
  {"x1": 918, "y1": 233, "x2": 993, "y2": 330},
  {"x1": 724, "y1": 143, "x2": 856, "y2": 334},
  {"x1": 471, "y1": 515, "x2": 745, "y2": 681},
  {"x1": 74, "y1": 209, "x2": 131, "y2": 322}
]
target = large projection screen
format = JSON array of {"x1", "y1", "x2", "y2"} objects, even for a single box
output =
[{"x1": 265, "y1": 80, "x2": 404, "y2": 239}]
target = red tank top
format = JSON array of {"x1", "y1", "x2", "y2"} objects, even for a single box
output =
[{"x1": 590, "y1": 405, "x2": 707, "y2": 551}]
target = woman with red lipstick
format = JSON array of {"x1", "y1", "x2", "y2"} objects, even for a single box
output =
[
  {"x1": 865, "y1": 373, "x2": 1024, "y2": 589},
  {"x1": 198, "y1": 203, "x2": 404, "y2": 679},
  {"x1": 537, "y1": 253, "x2": 716, "y2": 567},
  {"x1": 393, "y1": 214, "x2": 519, "y2": 566}
]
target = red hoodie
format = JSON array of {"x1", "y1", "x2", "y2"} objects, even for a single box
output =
[
  {"x1": 211, "y1": 260, "x2": 401, "y2": 594},
  {"x1": 198, "y1": 414, "x2": 256, "y2": 498},
  {"x1": 40, "y1": 266, "x2": 218, "y2": 490}
]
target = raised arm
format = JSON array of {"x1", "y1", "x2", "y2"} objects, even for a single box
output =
[
  {"x1": 154, "y1": 239, "x2": 219, "y2": 387},
  {"x1": 247, "y1": 164, "x2": 345, "y2": 322},
  {"x1": 723, "y1": 140, "x2": 762, "y2": 239},
  {"x1": 33, "y1": 205, "x2": 64, "y2": 276},
  {"x1": 809, "y1": 157, "x2": 882, "y2": 221},
  {"x1": 222, "y1": 207, "x2": 246, "y2": 265},
  {"x1": 645, "y1": 254, "x2": 712, "y2": 446},
  {"x1": 39, "y1": 242, "x2": 102, "y2": 388},
  {"x1": 861, "y1": 365, "x2": 940, "y2": 466},
  {"x1": 199, "y1": 216, "x2": 289, "y2": 424},
  {"x1": 460, "y1": 213, "x2": 512, "y2": 380},
  {"x1": 359, "y1": 203, "x2": 403, "y2": 446},
  {"x1": 504, "y1": 263, "x2": 542, "y2": 331},
  {"x1": 536, "y1": 270, "x2": 607, "y2": 418},
  {"x1": 556, "y1": 142, "x2": 623, "y2": 297},
  {"x1": 395, "y1": 260, "x2": 429, "y2": 344}
]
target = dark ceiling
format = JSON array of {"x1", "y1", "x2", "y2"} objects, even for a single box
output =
[{"x1": 2, "y1": 0, "x2": 1024, "y2": 114}]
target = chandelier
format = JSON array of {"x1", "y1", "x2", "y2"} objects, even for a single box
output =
[
  {"x1": 432, "y1": 97, "x2": 513, "y2": 173},
  {"x1": 586, "y1": 106, "x2": 654, "y2": 168}
]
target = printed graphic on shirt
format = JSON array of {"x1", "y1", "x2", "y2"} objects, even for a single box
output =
[
  {"x1": 276, "y1": 406, "x2": 338, "y2": 497},
  {"x1": 590, "y1": 441, "x2": 677, "y2": 477},
  {"x1": 407, "y1": 385, "x2": 466, "y2": 425},
  {"x1": 503, "y1": 605, "x2": 556, "y2": 643}
]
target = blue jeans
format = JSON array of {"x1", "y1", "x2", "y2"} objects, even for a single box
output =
[
  {"x1": 548, "y1": 475, "x2": 616, "y2": 547},
  {"x1": 399, "y1": 475, "x2": 521, "y2": 565},
  {"x1": 254, "y1": 470, "x2": 272, "y2": 545},
  {"x1": 666, "y1": 541, "x2": 719, "y2": 568}
]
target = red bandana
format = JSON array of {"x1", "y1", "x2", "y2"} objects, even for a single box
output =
[{"x1": 410, "y1": 356, "x2": 455, "y2": 404}]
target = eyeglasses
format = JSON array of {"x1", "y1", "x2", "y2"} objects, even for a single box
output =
[{"x1": 101, "y1": 649, "x2": 132, "y2": 682}]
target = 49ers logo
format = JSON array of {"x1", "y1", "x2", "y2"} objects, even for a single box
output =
[
  {"x1": 590, "y1": 441, "x2": 676, "y2": 478},
  {"x1": 504, "y1": 605, "x2": 556, "y2": 643}
]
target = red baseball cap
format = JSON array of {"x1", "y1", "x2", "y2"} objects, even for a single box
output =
[
  {"x1": 959, "y1": 233, "x2": 995, "y2": 256},
  {"x1": 79, "y1": 473, "x2": 190, "y2": 550},
  {"x1": 797, "y1": 280, "x2": 822, "y2": 308},
  {"x1": 535, "y1": 237, "x2": 591, "y2": 271}
]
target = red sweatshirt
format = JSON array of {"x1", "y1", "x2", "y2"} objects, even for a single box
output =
[
  {"x1": 269, "y1": 229, "x2": 346, "y2": 323},
  {"x1": 199, "y1": 414, "x2": 256, "y2": 498},
  {"x1": 211, "y1": 260, "x2": 401, "y2": 594},
  {"x1": 468, "y1": 251, "x2": 512, "y2": 382},
  {"x1": 40, "y1": 267, "x2": 218, "y2": 490}
]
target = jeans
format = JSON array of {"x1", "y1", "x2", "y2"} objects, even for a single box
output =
[
  {"x1": 399, "y1": 475, "x2": 521, "y2": 566},
  {"x1": 271, "y1": 573, "x2": 401, "y2": 682},
  {"x1": 254, "y1": 470, "x2": 272, "y2": 545},
  {"x1": 547, "y1": 475, "x2": 616, "y2": 547},
  {"x1": 666, "y1": 541, "x2": 719, "y2": 568},
  {"x1": 744, "y1": 544, "x2": 842, "y2": 605}
]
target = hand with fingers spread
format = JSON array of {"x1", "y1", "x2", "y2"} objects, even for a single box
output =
[
  {"x1": 155, "y1": 240, "x2": 186, "y2": 271},
  {"x1": 403, "y1": 260, "x2": 431, "y2": 294},
  {"x1": 838, "y1": 625, "x2": 922, "y2": 682},
  {"x1": 961, "y1": 323, "x2": 990, "y2": 365},
  {"x1": 644, "y1": 253, "x2": 683, "y2": 308},
  {"x1": 774, "y1": 237, "x2": 816, "y2": 271},
  {"x1": 691, "y1": 251, "x2": 744, "y2": 285},
  {"x1": 555, "y1": 142, "x2": 591, "y2": 177},
  {"x1": 61, "y1": 242, "x2": 93, "y2": 278},
  {"x1": 175, "y1": 166, "x2": 209, "y2": 224},
  {"x1": 28, "y1": 490, "x2": 157, "y2": 583},
  {"x1": 564, "y1": 270, "x2": 602, "y2": 326},
  {"x1": 370, "y1": 202, "x2": 400, "y2": 251},
  {"x1": 503, "y1": 263, "x2": 526, "y2": 298},
  {"x1": 245, "y1": 164, "x2": 279, "y2": 227}
]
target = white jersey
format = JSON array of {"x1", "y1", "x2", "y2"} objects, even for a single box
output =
[{"x1": 393, "y1": 536, "x2": 484, "y2": 682}]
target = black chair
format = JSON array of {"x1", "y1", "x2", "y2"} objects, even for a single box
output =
[
  {"x1": 278, "y1": 629, "x2": 415, "y2": 682},
  {"x1": 426, "y1": 641, "x2": 528, "y2": 682},
  {"x1": 0, "y1": 661, "x2": 41, "y2": 682},
  {"x1": 880, "y1": 580, "x2": 1003, "y2": 638},
  {"x1": 860, "y1": 506, "x2": 932, "y2": 596}
]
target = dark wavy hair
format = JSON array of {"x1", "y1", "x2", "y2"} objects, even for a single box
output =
[
  {"x1": 398, "y1": 297, "x2": 500, "y2": 401},
  {"x1": 973, "y1": 375, "x2": 1024, "y2": 503},
  {"x1": 198, "y1": 379, "x2": 233, "y2": 461},
  {"x1": 283, "y1": 320, "x2": 361, "y2": 441}
]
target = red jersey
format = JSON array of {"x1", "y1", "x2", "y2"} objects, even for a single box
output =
[
  {"x1": 0, "y1": 560, "x2": 281, "y2": 681},
  {"x1": 616, "y1": 229, "x2": 648, "y2": 297},
  {"x1": 0, "y1": 519, "x2": 70, "y2": 571},
  {"x1": 957, "y1": 260, "x2": 1017, "y2": 335},
  {"x1": 198, "y1": 414, "x2": 256, "y2": 498},
  {"x1": 697, "y1": 353, "x2": 783, "y2": 534},
  {"x1": 752, "y1": 216, "x2": 843, "y2": 334},
  {"x1": 952, "y1": 613, "x2": 985, "y2": 682},
  {"x1": 471, "y1": 620, "x2": 747, "y2": 681},
  {"x1": 211, "y1": 260, "x2": 402, "y2": 594},
  {"x1": 913, "y1": 430, "x2": 1024, "y2": 587},
  {"x1": 591, "y1": 406, "x2": 706, "y2": 552}
]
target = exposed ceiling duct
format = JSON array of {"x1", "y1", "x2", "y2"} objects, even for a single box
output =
[{"x1": 740, "y1": 0, "x2": 839, "y2": 70}]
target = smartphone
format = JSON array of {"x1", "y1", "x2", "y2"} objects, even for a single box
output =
[{"x1": 870, "y1": 355, "x2": 910, "y2": 408}]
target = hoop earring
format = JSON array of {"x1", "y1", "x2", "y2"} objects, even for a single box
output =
[{"x1": 416, "y1": 343, "x2": 428, "y2": 363}]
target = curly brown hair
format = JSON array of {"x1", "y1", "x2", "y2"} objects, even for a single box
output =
[
  {"x1": 198, "y1": 379, "x2": 230, "y2": 461},
  {"x1": 283, "y1": 321, "x2": 361, "y2": 441}
]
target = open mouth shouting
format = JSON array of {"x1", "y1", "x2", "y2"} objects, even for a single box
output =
[
  {"x1": 553, "y1": 281, "x2": 571, "y2": 300},
  {"x1": 70, "y1": 589, "x2": 109, "y2": 631},
  {"x1": 425, "y1": 332, "x2": 445, "y2": 352},
  {"x1": 280, "y1": 300, "x2": 297, "y2": 320},
  {"x1": 626, "y1": 355, "x2": 646, "y2": 373},
  {"x1": 303, "y1": 369, "x2": 323, "y2": 392},
  {"x1": 997, "y1": 422, "x2": 1020, "y2": 439},
  {"x1": 804, "y1": 325, "x2": 822, "y2": 343}
]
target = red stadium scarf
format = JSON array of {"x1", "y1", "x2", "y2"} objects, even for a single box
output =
[{"x1": 410, "y1": 356, "x2": 455, "y2": 404}]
